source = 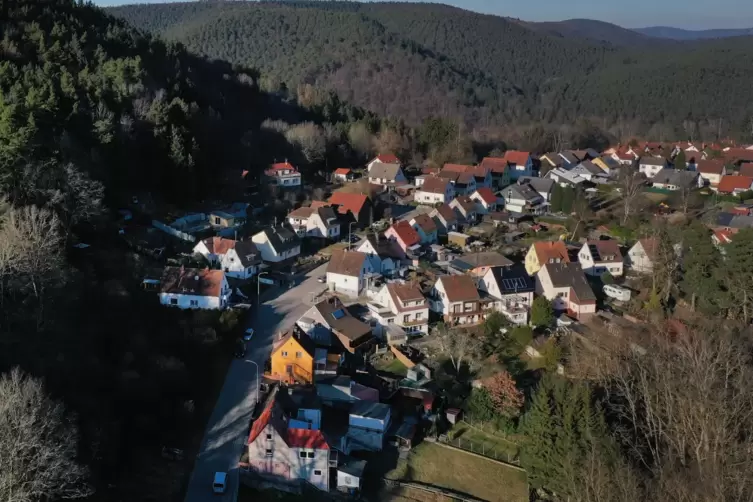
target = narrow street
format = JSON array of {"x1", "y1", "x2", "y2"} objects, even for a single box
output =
[{"x1": 183, "y1": 263, "x2": 328, "y2": 502}]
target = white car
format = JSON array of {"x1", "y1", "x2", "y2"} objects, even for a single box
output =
[
  {"x1": 213, "y1": 472, "x2": 227, "y2": 494},
  {"x1": 243, "y1": 328, "x2": 254, "y2": 341}
]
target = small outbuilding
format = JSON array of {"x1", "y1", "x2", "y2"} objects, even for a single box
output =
[{"x1": 337, "y1": 458, "x2": 367, "y2": 493}]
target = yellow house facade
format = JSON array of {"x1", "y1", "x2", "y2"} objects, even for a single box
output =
[
  {"x1": 269, "y1": 331, "x2": 315, "y2": 384},
  {"x1": 525, "y1": 241, "x2": 571, "y2": 276}
]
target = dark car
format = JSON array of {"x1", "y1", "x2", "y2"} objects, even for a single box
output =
[{"x1": 234, "y1": 340, "x2": 246, "y2": 359}]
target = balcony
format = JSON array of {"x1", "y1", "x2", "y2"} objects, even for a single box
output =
[{"x1": 402, "y1": 319, "x2": 427, "y2": 327}]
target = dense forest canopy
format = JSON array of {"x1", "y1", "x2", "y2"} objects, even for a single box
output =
[{"x1": 110, "y1": 0, "x2": 753, "y2": 140}]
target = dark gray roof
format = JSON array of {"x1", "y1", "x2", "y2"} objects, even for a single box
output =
[
  {"x1": 640, "y1": 157, "x2": 668, "y2": 166},
  {"x1": 235, "y1": 240, "x2": 261, "y2": 267},
  {"x1": 350, "y1": 401, "x2": 391, "y2": 420},
  {"x1": 453, "y1": 251, "x2": 514, "y2": 270},
  {"x1": 489, "y1": 266, "x2": 535, "y2": 295},
  {"x1": 540, "y1": 152, "x2": 564, "y2": 167},
  {"x1": 261, "y1": 225, "x2": 300, "y2": 254},
  {"x1": 502, "y1": 183, "x2": 540, "y2": 203},
  {"x1": 314, "y1": 298, "x2": 372, "y2": 341},
  {"x1": 578, "y1": 160, "x2": 605, "y2": 175},
  {"x1": 338, "y1": 458, "x2": 367, "y2": 477},
  {"x1": 317, "y1": 206, "x2": 339, "y2": 229},
  {"x1": 652, "y1": 168, "x2": 698, "y2": 189},
  {"x1": 716, "y1": 212, "x2": 753, "y2": 229},
  {"x1": 369, "y1": 162, "x2": 402, "y2": 181},
  {"x1": 544, "y1": 262, "x2": 596, "y2": 302},
  {"x1": 519, "y1": 176, "x2": 555, "y2": 195},
  {"x1": 362, "y1": 234, "x2": 405, "y2": 260},
  {"x1": 559, "y1": 152, "x2": 579, "y2": 165}
]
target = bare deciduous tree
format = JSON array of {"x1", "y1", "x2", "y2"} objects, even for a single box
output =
[
  {"x1": 285, "y1": 122, "x2": 326, "y2": 164},
  {"x1": 0, "y1": 368, "x2": 92, "y2": 502},
  {"x1": 434, "y1": 322, "x2": 483, "y2": 376},
  {"x1": 618, "y1": 169, "x2": 646, "y2": 225}
]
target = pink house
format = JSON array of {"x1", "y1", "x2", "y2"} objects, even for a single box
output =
[{"x1": 385, "y1": 221, "x2": 421, "y2": 254}]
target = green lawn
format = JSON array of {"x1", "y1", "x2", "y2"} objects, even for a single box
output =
[
  {"x1": 375, "y1": 357, "x2": 409, "y2": 377},
  {"x1": 451, "y1": 424, "x2": 521, "y2": 462},
  {"x1": 386, "y1": 442, "x2": 528, "y2": 502}
]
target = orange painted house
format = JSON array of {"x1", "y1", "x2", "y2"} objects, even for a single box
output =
[{"x1": 269, "y1": 330, "x2": 316, "y2": 384}]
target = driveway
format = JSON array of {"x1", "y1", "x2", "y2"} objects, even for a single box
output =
[{"x1": 183, "y1": 263, "x2": 328, "y2": 502}]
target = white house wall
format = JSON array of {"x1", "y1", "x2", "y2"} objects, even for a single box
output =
[{"x1": 159, "y1": 292, "x2": 224, "y2": 309}]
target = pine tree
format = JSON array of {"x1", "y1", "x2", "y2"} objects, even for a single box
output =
[
  {"x1": 550, "y1": 183, "x2": 563, "y2": 213},
  {"x1": 560, "y1": 185, "x2": 576, "y2": 214},
  {"x1": 722, "y1": 228, "x2": 753, "y2": 321},
  {"x1": 530, "y1": 296, "x2": 554, "y2": 328},
  {"x1": 680, "y1": 222, "x2": 722, "y2": 313},
  {"x1": 674, "y1": 150, "x2": 687, "y2": 170}
]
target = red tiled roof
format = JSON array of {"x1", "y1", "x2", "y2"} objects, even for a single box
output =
[
  {"x1": 696, "y1": 160, "x2": 724, "y2": 175},
  {"x1": 389, "y1": 221, "x2": 420, "y2": 247},
  {"x1": 265, "y1": 162, "x2": 298, "y2": 175},
  {"x1": 724, "y1": 148, "x2": 753, "y2": 163},
  {"x1": 585, "y1": 240, "x2": 623, "y2": 263},
  {"x1": 532, "y1": 241, "x2": 570, "y2": 265},
  {"x1": 438, "y1": 275, "x2": 480, "y2": 302},
  {"x1": 712, "y1": 228, "x2": 734, "y2": 245},
  {"x1": 328, "y1": 192, "x2": 369, "y2": 216},
  {"x1": 411, "y1": 213, "x2": 437, "y2": 234},
  {"x1": 503, "y1": 150, "x2": 531, "y2": 166},
  {"x1": 738, "y1": 164, "x2": 753, "y2": 177},
  {"x1": 160, "y1": 267, "x2": 225, "y2": 297},
  {"x1": 310, "y1": 201, "x2": 329, "y2": 209},
  {"x1": 473, "y1": 187, "x2": 497, "y2": 205},
  {"x1": 615, "y1": 152, "x2": 635, "y2": 161},
  {"x1": 442, "y1": 163, "x2": 473, "y2": 173},
  {"x1": 434, "y1": 203, "x2": 457, "y2": 223},
  {"x1": 286, "y1": 428, "x2": 329, "y2": 449},
  {"x1": 247, "y1": 399, "x2": 275, "y2": 444},
  {"x1": 201, "y1": 236, "x2": 237, "y2": 255},
  {"x1": 420, "y1": 176, "x2": 450, "y2": 194},
  {"x1": 288, "y1": 207, "x2": 314, "y2": 218},
  {"x1": 479, "y1": 157, "x2": 509, "y2": 174},
  {"x1": 334, "y1": 168, "x2": 351, "y2": 175},
  {"x1": 374, "y1": 153, "x2": 399, "y2": 164},
  {"x1": 717, "y1": 175, "x2": 753, "y2": 194}
]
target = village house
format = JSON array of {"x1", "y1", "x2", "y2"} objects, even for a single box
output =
[
  {"x1": 570, "y1": 160, "x2": 609, "y2": 183},
  {"x1": 626, "y1": 238, "x2": 657, "y2": 273},
  {"x1": 638, "y1": 157, "x2": 669, "y2": 178},
  {"x1": 545, "y1": 168, "x2": 587, "y2": 188},
  {"x1": 288, "y1": 205, "x2": 341, "y2": 240},
  {"x1": 245, "y1": 390, "x2": 330, "y2": 491},
  {"x1": 694, "y1": 160, "x2": 726, "y2": 187},
  {"x1": 449, "y1": 251, "x2": 514, "y2": 277},
  {"x1": 501, "y1": 150, "x2": 534, "y2": 180},
  {"x1": 578, "y1": 240, "x2": 624, "y2": 277},
  {"x1": 501, "y1": 181, "x2": 546, "y2": 215},
  {"x1": 437, "y1": 169, "x2": 477, "y2": 196},
  {"x1": 326, "y1": 249, "x2": 376, "y2": 298},
  {"x1": 409, "y1": 214, "x2": 438, "y2": 245},
  {"x1": 251, "y1": 225, "x2": 301, "y2": 263},
  {"x1": 479, "y1": 157, "x2": 512, "y2": 188},
  {"x1": 525, "y1": 240, "x2": 570, "y2": 276},
  {"x1": 449, "y1": 196, "x2": 479, "y2": 224},
  {"x1": 368, "y1": 282, "x2": 429, "y2": 336},
  {"x1": 209, "y1": 206, "x2": 246, "y2": 231},
  {"x1": 558, "y1": 151, "x2": 581, "y2": 169},
  {"x1": 265, "y1": 161, "x2": 302, "y2": 187},
  {"x1": 535, "y1": 262, "x2": 597, "y2": 320},
  {"x1": 328, "y1": 192, "x2": 374, "y2": 228},
  {"x1": 716, "y1": 175, "x2": 753, "y2": 195},
  {"x1": 429, "y1": 204, "x2": 459, "y2": 235},
  {"x1": 193, "y1": 237, "x2": 261, "y2": 279},
  {"x1": 539, "y1": 152, "x2": 566, "y2": 170},
  {"x1": 414, "y1": 176, "x2": 455, "y2": 205},
  {"x1": 478, "y1": 266, "x2": 535, "y2": 325},
  {"x1": 610, "y1": 151, "x2": 637, "y2": 165},
  {"x1": 385, "y1": 221, "x2": 422, "y2": 255},
  {"x1": 159, "y1": 266, "x2": 230, "y2": 309},
  {"x1": 469, "y1": 187, "x2": 499, "y2": 214},
  {"x1": 430, "y1": 275, "x2": 485, "y2": 325},
  {"x1": 297, "y1": 298, "x2": 373, "y2": 356},
  {"x1": 342, "y1": 401, "x2": 392, "y2": 453},
  {"x1": 315, "y1": 375, "x2": 380, "y2": 406},
  {"x1": 740, "y1": 164, "x2": 753, "y2": 177},
  {"x1": 356, "y1": 234, "x2": 405, "y2": 275},
  {"x1": 518, "y1": 177, "x2": 555, "y2": 203},
  {"x1": 269, "y1": 329, "x2": 317, "y2": 384},
  {"x1": 368, "y1": 162, "x2": 406, "y2": 186},
  {"x1": 367, "y1": 153, "x2": 400, "y2": 172},
  {"x1": 333, "y1": 168, "x2": 354, "y2": 183},
  {"x1": 337, "y1": 458, "x2": 366, "y2": 494},
  {"x1": 441, "y1": 164, "x2": 493, "y2": 189},
  {"x1": 650, "y1": 169, "x2": 701, "y2": 191},
  {"x1": 593, "y1": 156, "x2": 620, "y2": 175}
]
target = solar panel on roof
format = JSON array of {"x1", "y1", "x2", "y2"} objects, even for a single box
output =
[{"x1": 332, "y1": 309, "x2": 346, "y2": 320}]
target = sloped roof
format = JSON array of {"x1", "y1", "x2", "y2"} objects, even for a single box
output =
[
  {"x1": 479, "y1": 157, "x2": 509, "y2": 174},
  {"x1": 387, "y1": 283, "x2": 426, "y2": 312},
  {"x1": 438, "y1": 275, "x2": 480, "y2": 302},
  {"x1": 389, "y1": 221, "x2": 421, "y2": 247},
  {"x1": 317, "y1": 206, "x2": 339, "y2": 229},
  {"x1": 265, "y1": 162, "x2": 299, "y2": 176},
  {"x1": 452, "y1": 195, "x2": 476, "y2": 212},
  {"x1": 717, "y1": 175, "x2": 753, "y2": 194},
  {"x1": 532, "y1": 241, "x2": 570, "y2": 265},
  {"x1": 503, "y1": 150, "x2": 531, "y2": 166},
  {"x1": 543, "y1": 262, "x2": 596, "y2": 302},
  {"x1": 286, "y1": 428, "x2": 329, "y2": 449},
  {"x1": 696, "y1": 160, "x2": 725, "y2": 175},
  {"x1": 314, "y1": 298, "x2": 372, "y2": 341},
  {"x1": 258, "y1": 226, "x2": 300, "y2": 254},
  {"x1": 584, "y1": 240, "x2": 623, "y2": 263},
  {"x1": 473, "y1": 187, "x2": 497, "y2": 204},
  {"x1": 411, "y1": 213, "x2": 437, "y2": 234},
  {"x1": 328, "y1": 250, "x2": 368, "y2": 277},
  {"x1": 652, "y1": 168, "x2": 698, "y2": 189},
  {"x1": 738, "y1": 164, "x2": 753, "y2": 177},
  {"x1": 273, "y1": 329, "x2": 317, "y2": 358},
  {"x1": 288, "y1": 206, "x2": 315, "y2": 219},
  {"x1": 455, "y1": 251, "x2": 514, "y2": 270},
  {"x1": 373, "y1": 153, "x2": 400, "y2": 164},
  {"x1": 369, "y1": 163, "x2": 402, "y2": 181},
  {"x1": 442, "y1": 163, "x2": 473, "y2": 173},
  {"x1": 360, "y1": 234, "x2": 405, "y2": 260},
  {"x1": 539, "y1": 152, "x2": 564, "y2": 167},
  {"x1": 201, "y1": 236, "x2": 237, "y2": 255},
  {"x1": 518, "y1": 176, "x2": 554, "y2": 194},
  {"x1": 420, "y1": 176, "x2": 451, "y2": 194},
  {"x1": 637, "y1": 238, "x2": 658, "y2": 260},
  {"x1": 160, "y1": 267, "x2": 225, "y2": 297},
  {"x1": 432, "y1": 203, "x2": 458, "y2": 223},
  {"x1": 503, "y1": 183, "x2": 540, "y2": 203},
  {"x1": 640, "y1": 157, "x2": 668, "y2": 167},
  {"x1": 235, "y1": 240, "x2": 261, "y2": 267},
  {"x1": 486, "y1": 265, "x2": 535, "y2": 295},
  {"x1": 328, "y1": 192, "x2": 369, "y2": 216},
  {"x1": 334, "y1": 168, "x2": 351, "y2": 175}
]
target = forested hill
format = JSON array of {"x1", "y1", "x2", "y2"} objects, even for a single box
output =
[
  {"x1": 521, "y1": 18, "x2": 668, "y2": 47},
  {"x1": 109, "y1": 1, "x2": 753, "y2": 137}
]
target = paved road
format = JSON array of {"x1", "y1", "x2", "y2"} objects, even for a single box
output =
[{"x1": 183, "y1": 263, "x2": 328, "y2": 502}]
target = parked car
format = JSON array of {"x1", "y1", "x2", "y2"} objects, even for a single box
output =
[
  {"x1": 234, "y1": 341, "x2": 246, "y2": 359},
  {"x1": 213, "y1": 472, "x2": 227, "y2": 494},
  {"x1": 243, "y1": 328, "x2": 255, "y2": 341},
  {"x1": 317, "y1": 276, "x2": 326, "y2": 283}
]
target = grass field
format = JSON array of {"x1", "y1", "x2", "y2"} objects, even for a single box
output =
[
  {"x1": 375, "y1": 357, "x2": 409, "y2": 376},
  {"x1": 385, "y1": 442, "x2": 528, "y2": 502},
  {"x1": 451, "y1": 424, "x2": 521, "y2": 461}
]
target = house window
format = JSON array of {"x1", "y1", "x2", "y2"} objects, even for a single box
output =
[
  {"x1": 266, "y1": 434, "x2": 272, "y2": 440},
  {"x1": 282, "y1": 351, "x2": 288, "y2": 357},
  {"x1": 214, "y1": 217, "x2": 220, "y2": 225},
  {"x1": 403, "y1": 315, "x2": 410, "y2": 323},
  {"x1": 387, "y1": 318, "x2": 394, "y2": 324},
  {"x1": 296, "y1": 351, "x2": 303, "y2": 358},
  {"x1": 314, "y1": 470, "x2": 322, "y2": 476},
  {"x1": 299, "y1": 451, "x2": 307, "y2": 459},
  {"x1": 190, "y1": 299, "x2": 198, "y2": 307},
  {"x1": 170, "y1": 298, "x2": 178, "y2": 305},
  {"x1": 308, "y1": 452, "x2": 315, "y2": 458},
  {"x1": 416, "y1": 312, "x2": 422, "y2": 320},
  {"x1": 265, "y1": 449, "x2": 272, "y2": 457}
]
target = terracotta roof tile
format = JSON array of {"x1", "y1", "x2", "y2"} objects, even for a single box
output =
[
  {"x1": 288, "y1": 207, "x2": 315, "y2": 218},
  {"x1": 479, "y1": 157, "x2": 509, "y2": 174},
  {"x1": 374, "y1": 153, "x2": 400, "y2": 164},
  {"x1": 420, "y1": 176, "x2": 451, "y2": 194},
  {"x1": 389, "y1": 221, "x2": 421, "y2": 247},
  {"x1": 160, "y1": 267, "x2": 225, "y2": 297},
  {"x1": 265, "y1": 162, "x2": 299, "y2": 176},
  {"x1": 473, "y1": 187, "x2": 497, "y2": 205},
  {"x1": 334, "y1": 168, "x2": 351, "y2": 175},
  {"x1": 532, "y1": 241, "x2": 570, "y2": 265},
  {"x1": 438, "y1": 275, "x2": 480, "y2": 302},
  {"x1": 411, "y1": 213, "x2": 437, "y2": 234},
  {"x1": 286, "y1": 428, "x2": 329, "y2": 449},
  {"x1": 328, "y1": 192, "x2": 369, "y2": 216},
  {"x1": 717, "y1": 175, "x2": 753, "y2": 194},
  {"x1": 696, "y1": 160, "x2": 725, "y2": 175},
  {"x1": 585, "y1": 240, "x2": 623, "y2": 263},
  {"x1": 201, "y1": 236, "x2": 237, "y2": 255},
  {"x1": 327, "y1": 250, "x2": 368, "y2": 277},
  {"x1": 502, "y1": 150, "x2": 531, "y2": 166},
  {"x1": 738, "y1": 164, "x2": 753, "y2": 177}
]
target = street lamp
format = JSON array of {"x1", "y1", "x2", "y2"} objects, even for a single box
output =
[
  {"x1": 348, "y1": 221, "x2": 357, "y2": 250},
  {"x1": 246, "y1": 360, "x2": 260, "y2": 406},
  {"x1": 257, "y1": 271, "x2": 270, "y2": 307}
]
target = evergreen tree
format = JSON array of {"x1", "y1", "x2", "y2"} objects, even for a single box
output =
[
  {"x1": 721, "y1": 228, "x2": 753, "y2": 321},
  {"x1": 674, "y1": 150, "x2": 687, "y2": 170},
  {"x1": 550, "y1": 183, "x2": 563, "y2": 213},
  {"x1": 530, "y1": 296, "x2": 554, "y2": 328},
  {"x1": 560, "y1": 185, "x2": 576, "y2": 214},
  {"x1": 680, "y1": 222, "x2": 723, "y2": 314}
]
